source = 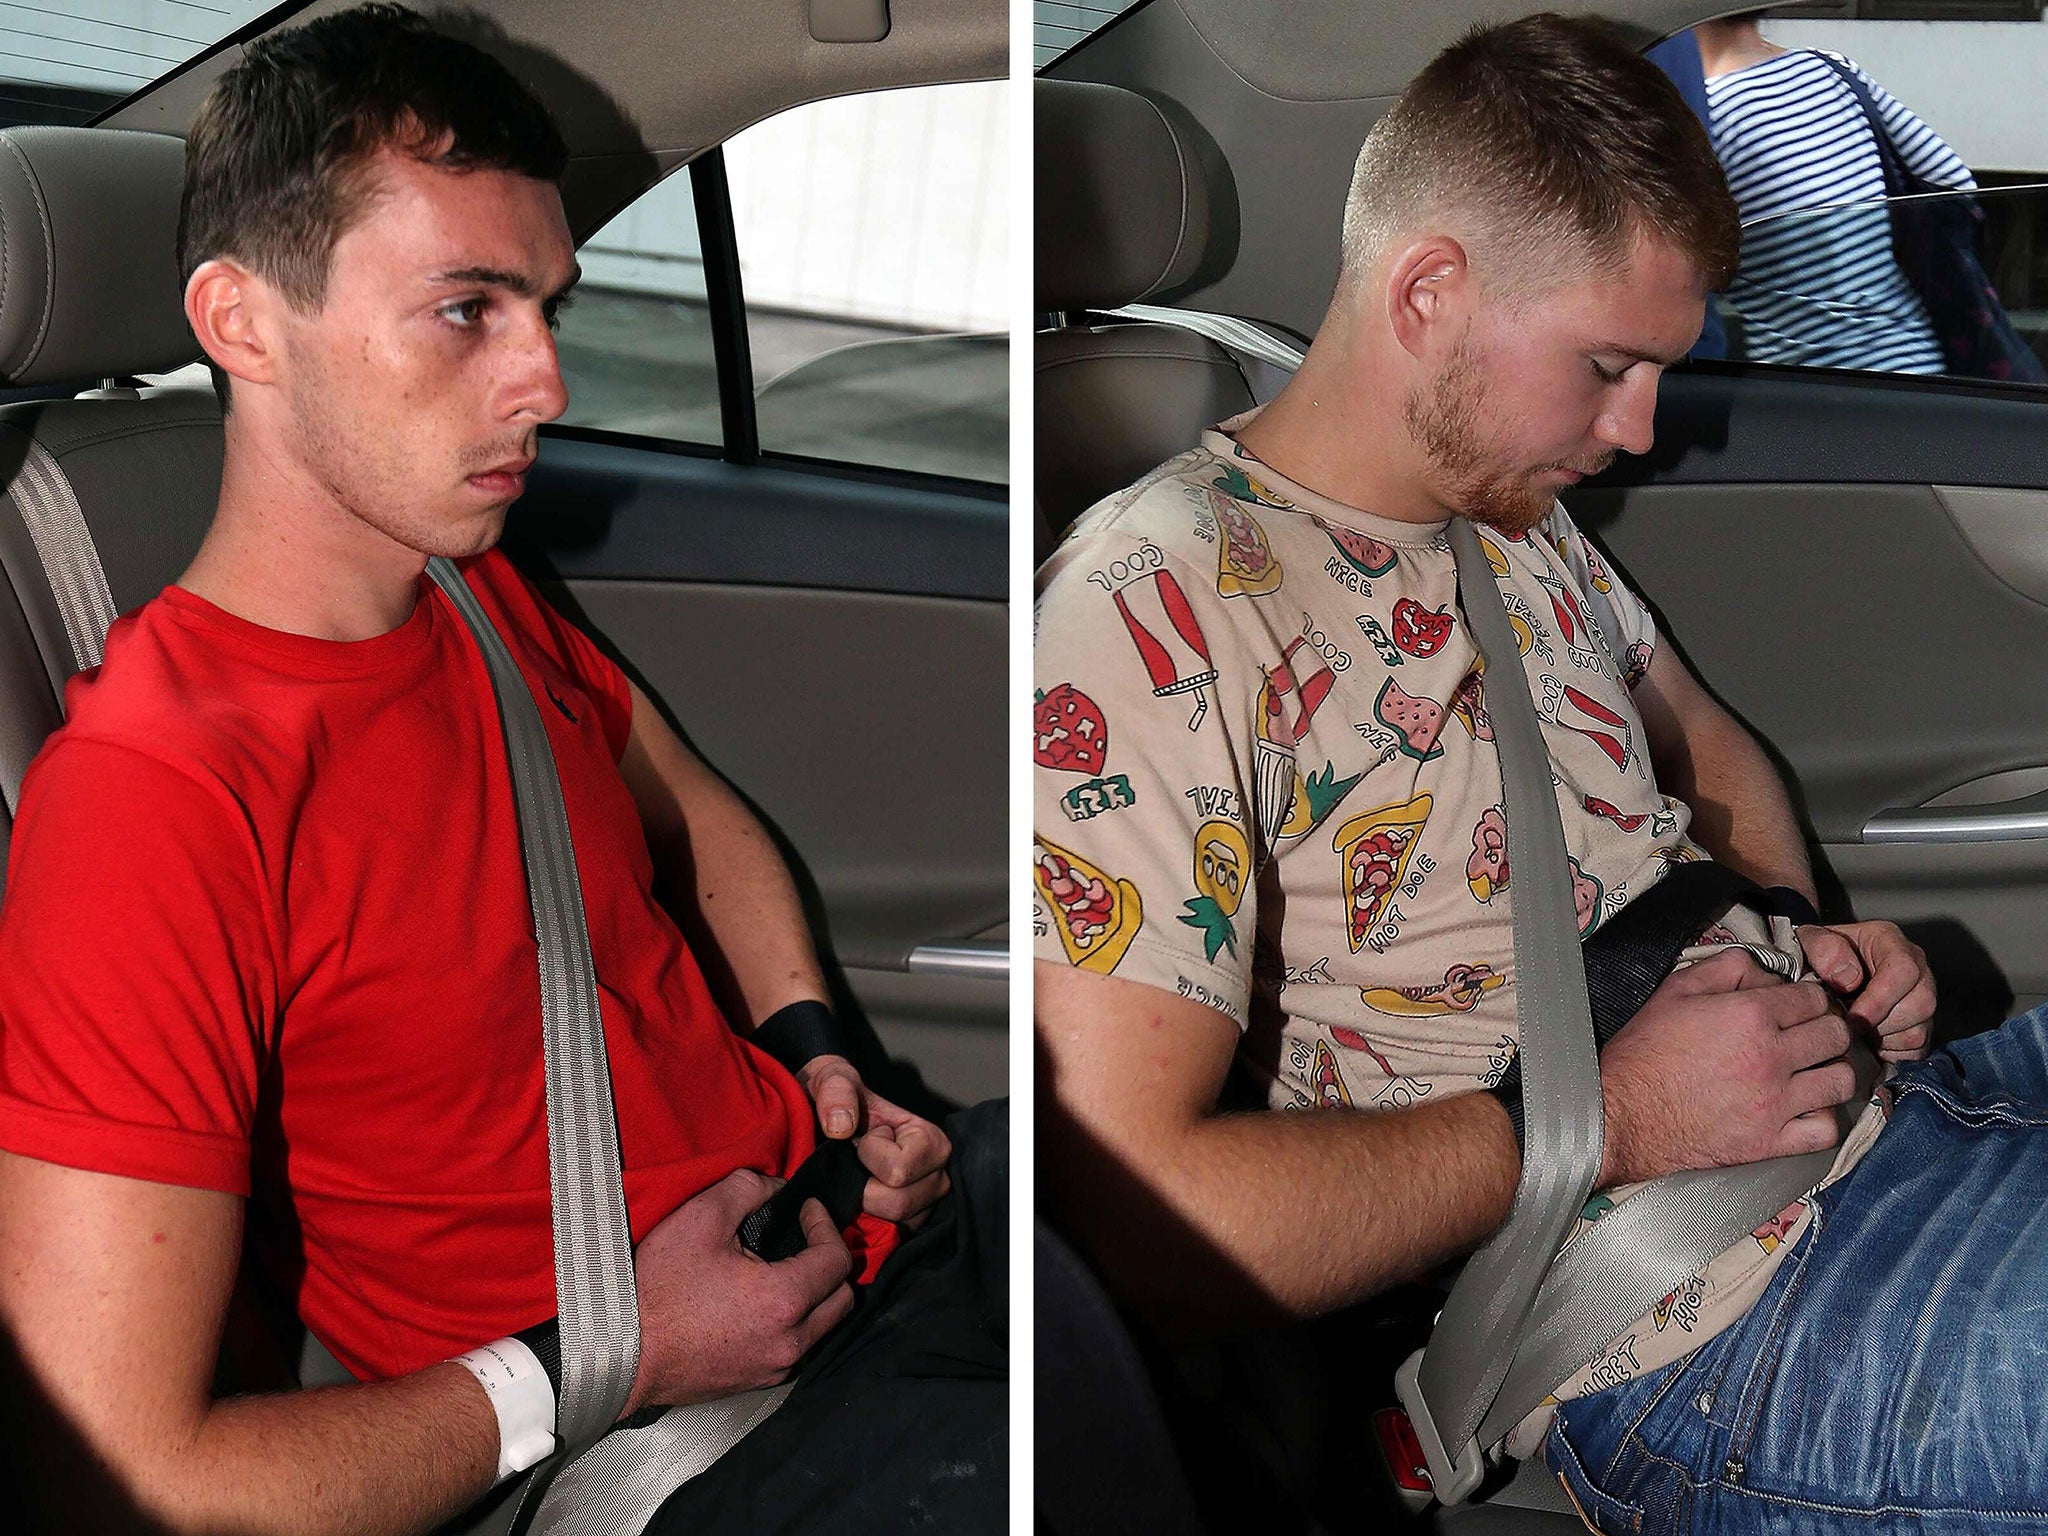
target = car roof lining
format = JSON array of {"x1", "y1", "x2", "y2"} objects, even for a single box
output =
[{"x1": 94, "y1": 0, "x2": 1005, "y2": 243}]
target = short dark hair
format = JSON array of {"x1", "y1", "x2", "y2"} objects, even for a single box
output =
[
  {"x1": 1339, "y1": 13, "x2": 1739, "y2": 303},
  {"x1": 178, "y1": 3, "x2": 568, "y2": 403}
]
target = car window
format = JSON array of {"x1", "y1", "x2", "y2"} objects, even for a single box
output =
[
  {"x1": 558, "y1": 80, "x2": 1007, "y2": 486},
  {"x1": 1035, "y1": 1, "x2": 1148, "y2": 70},
  {"x1": 0, "y1": 0, "x2": 277, "y2": 126},
  {"x1": 1673, "y1": 11, "x2": 2048, "y2": 387},
  {"x1": 556, "y1": 165, "x2": 725, "y2": 449},
  {"x1": 728, "y1": 81, "x2": 1007, "y2": 484},
  {"x1": 1719, "y1": 182, "x2": 2047, "y2": 384}
]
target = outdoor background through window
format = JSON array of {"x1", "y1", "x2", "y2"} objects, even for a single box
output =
[{"x1": 561, "y1": 80, "x2": 1008, "y2": 484}]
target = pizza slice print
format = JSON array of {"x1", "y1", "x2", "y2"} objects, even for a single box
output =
[
  {"x1": 1209, "y1": 490, "x2": 1284, "y2": 598},
  {"x1": 1033, "y1": 836, "x2": 1144, "y2": 974},
  {"x1": 1311, "y1": 1039, "x2": 1353, "y2": 1108},
  {"x1": 1332, "y1": 793, "x2": 1432, "y2": 953}
]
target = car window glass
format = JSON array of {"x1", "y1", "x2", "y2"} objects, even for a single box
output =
[
  {"x1": 726, "y1": 81, "x2": 1008, "y2": 484},
  {"x1": 1035, "y1": 1, "x2": 1147, "y2": 69},
  {"x1": 1674, "y1": 12, "x2": 2048, "y2": 386},
  {"x1": 555, "y1": 166, "x2": 723, "y2": 449},
  {"x1": 1722, "y1": 182, "x2": 2048, "y2": 383},
  {"x1": 0, "y1": 0, "x2": 278, "y2": 125}
]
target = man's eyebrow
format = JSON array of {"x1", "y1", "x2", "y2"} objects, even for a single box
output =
[
  {"x1": 429, "y1": 263, "x2": 583, "y2": 301},
  {"x1": 1600, "y1": 342, "x2": 1690, "y2": 369}
]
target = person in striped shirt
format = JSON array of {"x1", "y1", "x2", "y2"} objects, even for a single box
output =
[{"x1": 1696, "y1": 14, "x2": 1973, "y2": 375}]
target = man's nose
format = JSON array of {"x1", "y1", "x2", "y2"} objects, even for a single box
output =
[
  {"x1": 1593, "y1": 370, "x2": 1659, "y2": 458},
  {"x1": 508, "y1": 311, "x2": 569, "y2": 426}
]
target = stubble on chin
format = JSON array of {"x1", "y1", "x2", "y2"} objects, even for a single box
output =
[{"x1": 1403, "y1": 342, "x2": 1555, "y2": 539}]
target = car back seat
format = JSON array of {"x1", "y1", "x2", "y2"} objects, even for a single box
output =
[
  {"x1": 0, "y1": 125, "x2": 222, "y2": 860},
  {"x1": 1034, "y1": 78, "x2": 1262, "y2": 562}
]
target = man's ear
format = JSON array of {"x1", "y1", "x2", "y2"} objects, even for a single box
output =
[
  {"x1": 185, "y1": 258, "x2": 282, "y2": 391},
  {"x1": 1385, "y1": 236, "x2": 1471, "y2": 361}
]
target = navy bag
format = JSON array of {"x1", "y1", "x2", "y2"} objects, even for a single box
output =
[{"x1": 1820, "y1": 54, "x2": 2047, "y2": 386}]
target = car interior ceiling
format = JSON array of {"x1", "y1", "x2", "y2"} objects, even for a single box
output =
[{"x1": 97, "y1": 0, "x2": 1007, "y2": 243}]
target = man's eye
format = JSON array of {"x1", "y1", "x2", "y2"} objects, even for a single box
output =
[
  {"x1": 544, "y1": 292, "x2": 576, "y2": 332},
  {"x1": 438, "y1": 298, "x2": 487, "y2": 328},
  {"x1": 1590, "y1": 359, "x2": 1627, "y2": 385}
]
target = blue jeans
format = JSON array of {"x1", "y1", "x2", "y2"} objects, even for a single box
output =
[{"x1": 1547, "y1": 1003, "x2": 2048, "y2": 1534}]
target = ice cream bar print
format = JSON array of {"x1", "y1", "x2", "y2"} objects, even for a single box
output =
[{"x1": 1115, "y1": 568, "x2": 1219, "y2": 729}]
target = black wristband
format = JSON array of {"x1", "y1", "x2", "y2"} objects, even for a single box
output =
[
  {"x1": 750, "y1": 999, "x2": 854, "y2": 1073},
  {"x1": 513, "y1": 1317, "x2": 563, "y2": 1402},
  {"x1": 1759, "y1": 886, "x2": 1823, "y2": 929}
]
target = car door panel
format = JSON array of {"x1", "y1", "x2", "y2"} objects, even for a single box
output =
[
  {"x1": 510, "y1": 432, "x2": 1007, "y2": 1104},
  {"x1": 1567, "y1": 370, "x2": 2048, "y2": 1036}
]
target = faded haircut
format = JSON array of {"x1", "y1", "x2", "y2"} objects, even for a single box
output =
[
  {"x1": 1336, "y1": 13, "x2": 1739, "y2": 310},
  {"x1": 177, "y1": 2, "x2": 567, "y2": 405}
]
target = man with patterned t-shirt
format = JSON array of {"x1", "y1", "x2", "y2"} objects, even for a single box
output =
[{"x1": 1030, "y1": 19, "x2": 2048, "y2": 1533}]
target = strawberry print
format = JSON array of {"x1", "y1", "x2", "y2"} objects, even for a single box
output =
[
  {"x1": 1034, "y1": 683, "x2": 1109, "y2": 775},
  {"x1": 1389, "y1": 598, "x2": 1454, "y2": 658}
]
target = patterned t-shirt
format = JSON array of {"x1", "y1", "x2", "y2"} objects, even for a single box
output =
[{"x1": 1032, "y1": 421, "x2": 1887, "y2": 1451}]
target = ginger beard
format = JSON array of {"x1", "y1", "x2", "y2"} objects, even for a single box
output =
[{"x1": 1403, "y1": 331, "x2": 1613, "y2": 538}]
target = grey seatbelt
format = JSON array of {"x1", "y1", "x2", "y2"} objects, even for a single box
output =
[
  {"x1": 1396, "y1": 523, "x2": 1882, "y2": 1502},
  {"x1": 1392, "y1": 517, "x2": 1607, "y2": 1504},
  {"x1": 13, "y1": 437, "x2": 117, "y2": 673},
  {"x1": 428, "y1": 560, "x2": 786, "y2": 1535}
]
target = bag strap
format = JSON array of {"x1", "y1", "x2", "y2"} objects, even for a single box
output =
[
  {"x1": 1815, "y1": 52, "x2": 1911, "y2": 200},
  {"x1": 1393, "y1": 518, "x2": 1606, "y2": 1504}
]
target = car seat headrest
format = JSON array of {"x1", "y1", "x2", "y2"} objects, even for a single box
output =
[
  {"x1": 1035, "y1": 79, "x2": 1216, "y2": 313},
  {"x1": 0, "y1": 126, "x2": 198, "y2": 386}
]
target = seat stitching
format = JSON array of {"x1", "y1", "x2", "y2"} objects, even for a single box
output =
[{"x1": 0, "y1": 135, "x2": 55, "y2": 378}]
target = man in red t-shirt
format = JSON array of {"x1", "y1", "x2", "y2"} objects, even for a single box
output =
[{"x1": 0, "y1": 9, "x2": 1001, "y2": 1534}]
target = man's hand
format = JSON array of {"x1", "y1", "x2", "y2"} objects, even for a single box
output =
[
  {"x1": 626, "y1": 1167, "x2": 856, "y2": 1418},
  {"x1": 1600, "y1": 948, "x2": 1858, "y2": 1187},
  {"x1": 798, "y1": 1054, "x2": 952, "y2": 1227},
  {"x1": 1795, "y1": 920, "x2": 1936, "y2": 1062}
]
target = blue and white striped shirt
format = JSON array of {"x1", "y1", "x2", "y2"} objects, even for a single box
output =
[{"x1": 1706, "y1": 49, "x2": 1973, "y2": 375}]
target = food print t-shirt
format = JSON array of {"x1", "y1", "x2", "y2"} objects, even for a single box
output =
[{"x1": 1031, "y1": 417, "x2": 1887, "y2": 1449}]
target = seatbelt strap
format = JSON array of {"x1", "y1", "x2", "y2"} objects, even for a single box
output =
[
  {"x1": 13, "y1": 437, "x2": 117, "y2": 673},
  {"x1": 426, "y1": 559, "x2": 641, "y2": 1483},
  {"x1": 1107, "y1": 304, "x2": 1307, "y2": 374},
  {"x1": 1393, "y1": 517, "x2": 1606, "y2": 1504},
  {"x1": 429, "y1": 559, "x2": 801, "y2": 1536},
  {"x1": 1396, "y1": 531, "x2": 1882, "y2": 1497}
]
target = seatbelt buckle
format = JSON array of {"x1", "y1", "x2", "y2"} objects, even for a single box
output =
[{"x1": 1394, "y1": 1349, "x2": 1488, "y2": 1506}]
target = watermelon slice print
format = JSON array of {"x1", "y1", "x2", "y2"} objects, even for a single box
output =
[
  {"x1": 1312, "y1": 514, "x2": 1397, "y2": 577},
  {"x1": 1373, "y1": 678, "x2": 1446, "y2": 762}
]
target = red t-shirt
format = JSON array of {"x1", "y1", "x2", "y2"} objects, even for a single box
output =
[{"x1": 0, "y1": 551, "x2": 898, "y2": 1379}]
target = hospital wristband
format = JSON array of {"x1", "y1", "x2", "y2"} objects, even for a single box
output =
[{"x1": 451, "y1": 1334, "x2": 558, "y2": 1484}]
